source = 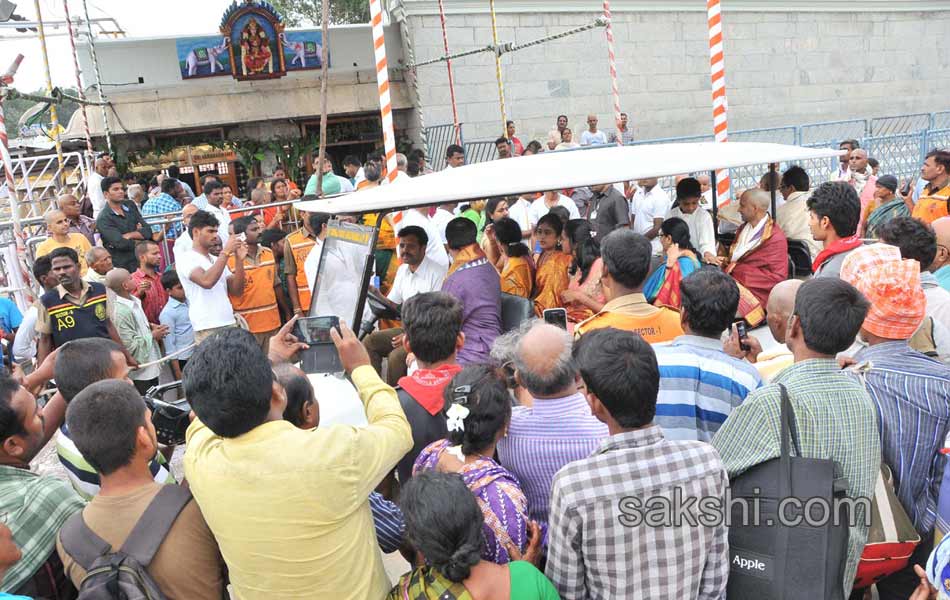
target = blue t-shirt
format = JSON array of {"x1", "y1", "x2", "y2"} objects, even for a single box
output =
[{"x1": 0, "y1": 297, "x2": 23, "y2": 334}]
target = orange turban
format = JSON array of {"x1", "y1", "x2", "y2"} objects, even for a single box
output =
[{"x1": 840, "y1": 243, "x2": 926, "y2": 340}]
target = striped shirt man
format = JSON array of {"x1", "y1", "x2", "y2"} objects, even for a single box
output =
[
  {"x1": 497, "y1": 392, "x2": 608, "y2": 533},
  {"x1": 653, "y1": 335, "x2": 763, "y2": 442},
  {"x1": 853, "y1": 341, "x2": 950, "y2": 535},
  {"x1": 368, "y1": 492, "x2": 404, "y2": 554},
  {"x1": 713, "y1": 359, "x2": 881, "y2": 600}
]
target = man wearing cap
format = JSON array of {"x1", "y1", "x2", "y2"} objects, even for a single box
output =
[
  {"x1": 930, "y1": 217, "x2": 950, "y2": 291},
  {"x1": 841, "y1": 243, "x2": 950, "y2": 600},
  {"x1": 863, "y1": 174, "x2": 909, "y2": 239}
]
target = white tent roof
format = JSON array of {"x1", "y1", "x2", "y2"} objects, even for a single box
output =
[{"x1": 295, "y1": 142, "x2": 844, "y2": 214}]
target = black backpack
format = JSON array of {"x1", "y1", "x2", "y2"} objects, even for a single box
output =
[
  {"x1": 726, "y1": 384, "x2": 851, "y2": 600},
  {"x1": 59, "y1": 485, "x2": 193, "y2": 600}
]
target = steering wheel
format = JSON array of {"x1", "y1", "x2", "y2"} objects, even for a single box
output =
[{"x1": 366, "y1": 287, "x2": 400, "y2": 320}]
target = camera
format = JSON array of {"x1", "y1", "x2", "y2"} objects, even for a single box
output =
[{"x1": 143, "y1": 382, "x2": 191, "y2": 446}]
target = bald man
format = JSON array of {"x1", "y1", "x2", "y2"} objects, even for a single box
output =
[
  {"x1": 724, "y1": 189, "x2": 789, "y2": 308},
  {"x1": 35, "y1": 210, "x2": 93, "y2": 276},
  {"x1": 496, "y1": 321, "x2": 608, "y2": 532},
  {"x1": 580, "y1": 114, "x2": 607, "y2": 146},
  {"x1": 931, "y1": 217, "x2": 950, "y2": 291},
  {"x1": 84, "y1": 247, "x2": 113, "y2": 284},
  {"x1": 105, "y1": 267, "x2": 165, "y2": 394},
  {"x1": 725, "y1": 279, "x2": 802, "y2": 381},
  {"x1": 57, "y1": 193, "x2": 97, "y2": 246},
  {"x1": 173, "y1": 203, "x2": 200, "y2": 258}
]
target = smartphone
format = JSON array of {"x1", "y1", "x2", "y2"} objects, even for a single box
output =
[
  {"x1": 293, "y1": 315, "x2": 341, "y2": 345},
  {"x1": 543, "y1": 308, "x2": 568, "y2": 330},
  {"x1": 900, "y1": 181, "x2": 912, "y2": 196},
  {"x1": 734, "y1": 320, "x2": 750, "y2": 352}
]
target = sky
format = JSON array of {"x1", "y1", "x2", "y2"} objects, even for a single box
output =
[{"x1": 1, "y1": 0, "x2": 234, "y2": 91}]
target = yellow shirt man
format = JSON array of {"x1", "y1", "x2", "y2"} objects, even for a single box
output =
[
  {"x1": 36, "y1": 227, "x2": 93, "y2": 277},
  {"x1": 183, "y1": 366, "x2": 412, "y2": 600}
]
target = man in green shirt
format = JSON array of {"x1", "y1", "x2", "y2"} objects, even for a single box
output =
[{"x1": 713, "y1": 277, "x2": 881, "y2": 600}]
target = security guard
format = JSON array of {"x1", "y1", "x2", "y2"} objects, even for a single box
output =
[
  {"x1": 36, "y1": 247, "x2": 134, "y2": 366},
  {"x1": 229, "y1": 216, "x2": 286, "y2": 352}
]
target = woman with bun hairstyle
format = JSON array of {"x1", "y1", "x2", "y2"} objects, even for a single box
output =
[
  {"x1": 413, "y1": 366, "x2": 533, "y2": 565},
  {"x1": 389, "y1": 470, "x2": 557, "y2": 600},
  {"x1": 492, "y1": 217, "x2": 534, "y2": 298}
]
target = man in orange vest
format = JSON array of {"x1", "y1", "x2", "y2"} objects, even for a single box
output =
[
  {"x1": 229, "y1": 216, "x2": 288, "y2": 351},
  {"x1": 574, "y1": 229, "x2": 684, "y2": 342},
  {"x1": 911, "y1": 149, "x2": 950, "y2": 225},
  {"x1": 284, "y1": 205, "x2": 317, "y2": 316}
]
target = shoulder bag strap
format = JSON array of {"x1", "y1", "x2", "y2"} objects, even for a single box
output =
[
  {"x1": 772, "y1": 383, "x2": 800, "y2": 600},
  {"x1": 59, "y1": 511, "x2": 113, "y2": 571},
  {"x1": 118, "y1": 485, "x2": 193, "y2": 566}
]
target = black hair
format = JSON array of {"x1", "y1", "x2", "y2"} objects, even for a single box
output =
[
  {"x1": 167, "y1": 165, "x2": 181, "y2": 178},
  {"x1": 0, "y1": 372, "x2": 24, "y2": 443},
  {"x1": 444, "y1": 365, "x2": 511, "y2": 456},
  {"x1": 399, "y1": 471, "x2": 484, "y2": 583},
  {"x1": 565, "y1": 219, "x2": 600, "y2": 283},
  {"x1": 675, "y1": 177, "x2": 702, "y2": 200},
  {"x1": 134, "y1": 240, "x2": 158, "y2": 261},
  {"x1": 927, "y1": 149, "x2": 950, "y2": 173},
  {"x1": 403, "y1": 292, "x2": 463, "y2": 365},
  {"x1": 203, "y1": 180, "x2": 225, "y2": 197},
  {"x1": 494, "y1": 217, "x2": 530, "y2": 258},
  {"x1": 600, "y1": 229, "x2": 652, "y2": 290},
  {"x1": 445, "y1": 217, "x2": 477, "y2": 250},
  {"x1": 506, "y1": 120, "x2": 514, "y2": 126},
  {"x1": 183, "y1": 328, "x2": 274, "y2": 438},
  {"x1": 100, "y1": 175, "x2": 122, "y2": 193},
  {"x1": 231, "y1": 215, "x2": 257, "y2": 236},
  {"x1": 525, "y1": 140, "x2": 543, "y2": 154},
  {"x1": 680, "y1": 268, "x2": 740, "y2": 337},
  {"x1": 536, "y1": 212, "x2": 564, "y2": 238},
  {"x1": 867, "y1": 157, "x2": 879, "y2": 170},
  {"x1": 557, "y1": 114, "x2": 568, "y2": 121},
  {"x1": 66, "y1": 380, "x2": 147, "y2": 476},
  {"x1": 246, "y1": 177, "x2": 263, "y2": 192},
  {"x1": 806, "y1": 182, "x2": 860, "y2": 238},
  {"x1": 308, "y1": 212, "x2": 332, "y2": 236},
  {"x1": 342, "y1": 155, "x2": 362, "y2": 168},
  {"x1": 659, "y1": 217, "x2": 697, "y2": 255},
  {"x1": 48, "y1": 246, "x2": 79, "y2": 266},
  {"x1": 794, "y1": 278, "x2": 869, "y2": 355},
  {"x1": 879, "y1": 216, "x2": 938, "y2": 268},
  {"x1": 160, "y1": 177, "x2": 180, "y2": 196},
  {"x1": 840, "y1": 139, "x2": 860, "y2": 150},
  {"x1": 781, "y1": 166, "x2": 810, "y2": 192},
  {"x1": 547, "y1": 206, "x2": 570, "y2": 226},
  {"x1": 446, "y1": 144, "x2": 464, "y2": 160},
  {"x1": 573, "y1": 328, "x2": 658, "y2": 428},
  {"x1": 408, "y1": 148, "x2": 425, "y2": 162},
  {"x1": 269, "y1": 178, "x2": 288, "y2": 197},
  {"x1": 55, "y1": 338, "x2": 125, "y2": 402},
  {"x1": 200, "y1": 174, "x2": 220, "y2": 186},
  {"x1": 160, "y1": 269, "x2": 180, "y2": 291},
  {"x1": 397, "y1": 224, "x2": 428, "y2": 248},
  {"x1": 260, "y1": 229, "x2": 288, "y2": 249},
  {"x1": 32, "y1": 254, "x2": 52, "y2": 281},
  {"x1": 275, "y1": 365, "x2": 317, "y2": 428},
  {"x1": 188, "y1": 209, "x2": 219, "y2": 237},
  {"x1": 494, "y1": 136, "x2": 509, "y2": 147}
]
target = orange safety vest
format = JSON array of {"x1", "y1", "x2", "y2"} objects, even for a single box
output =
[
  {"x1": 574, "y1": 308, "x2": 684, "y2": 343},
  {"x1": 227, "y1": 247, "x2": 281, "y2": 333},
  {"x1": 287, "y1": 228, "x2": 316, "y2": 312}
]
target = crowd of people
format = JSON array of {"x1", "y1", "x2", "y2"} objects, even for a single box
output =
[{"x1": 0, "y1": 129, "x2": 949, "y2": 600}]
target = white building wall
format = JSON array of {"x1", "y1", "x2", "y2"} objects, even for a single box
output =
[{"x1": 401, "y1": 0, "x2": 950, "y2": 144}]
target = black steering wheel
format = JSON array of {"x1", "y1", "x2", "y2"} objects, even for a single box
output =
[{"x1": 366, "y1": 287, "x2": 401, "y2": 321}]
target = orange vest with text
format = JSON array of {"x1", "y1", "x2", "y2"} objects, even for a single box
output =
[
  {"x1": 574, "y1": 308, "x2": 684, "y2": 343},
  {"x1": 287, "y1": 229, "x2": 315, "y2": 312},
  {"x1": 227, "y1": 247, "x2": 280, "y2": 333}
]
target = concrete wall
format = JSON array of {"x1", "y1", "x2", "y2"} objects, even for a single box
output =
[
  {"x1": 74, "y1": 24, "x2": 409, "y2": 137},
  {"x1": 401, "y1": 0, "x2": 950, "y2": 144}
]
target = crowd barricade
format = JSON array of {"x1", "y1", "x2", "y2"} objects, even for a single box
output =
[
  {"x1": 425, "y1": 122, "x2": 464, "y2": 172},
  {"x1": 870, "y1": 113, "x2": 932, "y2": 137},
  {"x1": 463, "y1": 140, "x2": 498, "y2": 164}
]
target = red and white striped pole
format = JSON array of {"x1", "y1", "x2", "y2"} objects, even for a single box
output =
[
  {"x1": 369, "y1": 0, "x2": 398, "y2": 183},
  {"x1": 603, "y1": 0, "x2": 623, "y2": 146},
  {"x1": 707, "y1": 0, "x2": 731, "y2": 205},
  {"x1": 437, "y1": 0, "x2": 461, "y2": 145}
]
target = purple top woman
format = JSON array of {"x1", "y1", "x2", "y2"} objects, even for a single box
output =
[{"x1": 413, "y1": 365, "x2": 529, "y2": 564}]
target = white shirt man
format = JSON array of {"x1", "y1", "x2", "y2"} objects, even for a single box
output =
[
  {"x1": 88, "y1": 171, "x2": 106, "y2": 219},
  {"x1": 203, "y1": 204, "x2": 231, "y2": 245},
  {"x1": 529, "y1": 193, "x2": 580, "y2": 227},
  {"x1": 631, "y1": 183, "x2": 671, "y2": 253},
  {"x1": 776, "y1": 190, "x2": 820, "y2": 259},
  {"x1": 387, "y1": 257, "x2": 446, "y2": 305},
  {"x1": 668, "y1": 205, "x2": 716, "y2": 260},
  {"x1": 508, "y1": 197, "x2": 533, "y2": 235},
  {"x1": 430, "y1": 206, "x2": 455, "y2": 245},
  {"x1": 580, "y1": 115, "x2": 608, "y2": 146},
  {"x1": 396, "y1": 209, "x2": 449, "y2": 269},
  {"x1": 176, "y1": 249, "x2": 235, "y2": 332},
  {"x1": 115, "y1": 294, "x2": 161, "y2": 382}
]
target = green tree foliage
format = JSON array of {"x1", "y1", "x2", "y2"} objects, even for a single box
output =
[{"x1": 270, "y1": 0, "x2": 369, "y2": 27}]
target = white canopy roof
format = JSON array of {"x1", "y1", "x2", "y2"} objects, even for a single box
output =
[{"x1": 295, "y1": 142, "x2": 844, "y2": 214}]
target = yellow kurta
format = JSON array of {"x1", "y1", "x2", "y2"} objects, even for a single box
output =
[
  {"x1": 501, "y1": 255, "x2": 533, "y2": 298},
  {"x1": 183, "y1": 366, "x2": 412, "y2": 600},
  {"x1": 533, "y1": 251, "x2": 572, "y2": 316}
]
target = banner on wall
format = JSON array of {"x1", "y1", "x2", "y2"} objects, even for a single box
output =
[{"x1": 175, "y1": 0, "x2": 329, "y2": 81}]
